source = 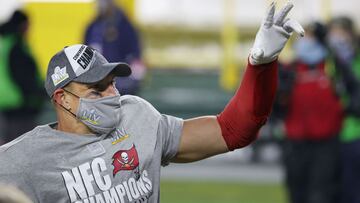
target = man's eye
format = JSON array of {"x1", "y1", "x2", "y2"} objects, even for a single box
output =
[{"x1": 90, "y1": 91, "x2": 102, "y2": 97}]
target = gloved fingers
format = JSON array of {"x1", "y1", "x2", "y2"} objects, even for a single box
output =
[
  {"x1": 263, "y1": 2, "x2": 276, "y2": 29},
  {"x1": 282, "y1": 18, "x2": 292, "y2": 32},
  {"x1": 251, "y1": 48, "x2": 264, "y2": 60},
  {"x1": 274, "y1": 2, "x2": 294, "y2": 26},
  {"x1": 283, "y1": 18, "x2": 305, "y2": 36}
]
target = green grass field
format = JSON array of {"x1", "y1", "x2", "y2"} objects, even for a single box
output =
[{"x1": 160, "y1": 181, "x2": 287, "y2": 203}]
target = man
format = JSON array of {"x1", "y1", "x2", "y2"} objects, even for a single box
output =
[
  {"x1": 0, "y1": 10, "x2": 45, "y2": 144},
  {"x1": 0, "y1": 2, "x2": 304, "y2": 203},
  {"x1": 84, "y1": 0, "x2": 145, "y2": 95},
  {"x1": 277, "y1": 22, "x2": 342, "y2": 203},
  {"x1": 327, "y1": 16, "x2": 360, "y2": 203}
]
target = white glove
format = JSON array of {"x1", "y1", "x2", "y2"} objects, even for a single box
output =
[{"x1": 250, "y1": 2, "x2": 305, "y2": 65}]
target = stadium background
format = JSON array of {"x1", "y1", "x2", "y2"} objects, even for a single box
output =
[{"x1": 1, "y1": 0, "x2": 359, "y2": 202}]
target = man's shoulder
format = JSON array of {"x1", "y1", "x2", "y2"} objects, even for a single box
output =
[
  {"x1": 120, "y1": 95, "x2": 159, "y2": 113},
  {"x1": 0, "y1": 127, "x2": 43, "y2": 175},
  {"x1": 120, "y1": 95, "x2": 162, "y2": 124},
  {"x1": 0, "y1": 128, "x2": 36, "y2": 152},
  {"x1": 0, "y1": 125, "x2": 50, "y2": 158}
]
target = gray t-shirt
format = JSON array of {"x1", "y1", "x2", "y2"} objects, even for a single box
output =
[{"x1": 0, "y1": 95, "x2": 183, "y2": 203}]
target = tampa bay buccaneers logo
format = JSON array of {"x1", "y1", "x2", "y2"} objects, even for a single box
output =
[{"x1": 112, "y1": 145, "x2": 139, "y2": 177}]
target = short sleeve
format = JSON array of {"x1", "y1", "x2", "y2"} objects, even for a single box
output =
[{"x1": 158, "y1": 114, "x2": 183, "y2": 166}]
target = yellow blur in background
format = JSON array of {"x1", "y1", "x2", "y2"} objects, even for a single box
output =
[
  {"x1": 24, "y1": 0, "x2": 135, "y2": 79},
  {"x1": 25, "y1": 2, "x2": 95, "y2": 78}
]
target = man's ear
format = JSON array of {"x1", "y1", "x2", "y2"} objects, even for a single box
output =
[{"x1": 53, "y1": 89, "x2": 71, "y2": 110}]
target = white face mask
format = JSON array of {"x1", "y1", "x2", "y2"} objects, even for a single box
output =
[
  {"x1": 62, "y1": 89, "x2": 121, "y2": 135},
  {"x1": 293, "y1": 37, "x2": 328, "y2": 65}
]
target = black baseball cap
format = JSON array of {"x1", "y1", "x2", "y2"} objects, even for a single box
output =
[{"x1": 45, "y1": 44, "x2": 131, "y2": 97}]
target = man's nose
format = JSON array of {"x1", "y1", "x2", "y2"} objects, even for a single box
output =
[{"x1": 103, "y1": 83, "x2": 119, "y2": 97}]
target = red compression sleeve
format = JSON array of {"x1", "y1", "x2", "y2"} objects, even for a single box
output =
[{"x1": 217, "y1": 60, "x2": 278, "y2": 151}]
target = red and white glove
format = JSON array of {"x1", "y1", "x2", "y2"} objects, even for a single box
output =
[{"x1": 250, "y1": 2, "x2": 305, "y2": 65}]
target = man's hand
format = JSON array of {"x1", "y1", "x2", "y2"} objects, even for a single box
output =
[{"x1": 250, "y1": 2, "x2": 305, "y2": 65}]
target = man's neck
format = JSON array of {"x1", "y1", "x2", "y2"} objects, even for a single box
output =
[{"x1": 57, "y1": 113, "x2": 93, "y2": 135}]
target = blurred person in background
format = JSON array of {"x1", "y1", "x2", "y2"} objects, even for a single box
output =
[
  {"x1": 0, "y1": 10, "x2": 45, "y2": 144},
  {"x1": 327, "y1": 16, "x2": 360, "y2": 203},
  {"x1": 84, "y1": 0, "x2": 146, "y2": 95},
  {"x1": 0, "y1": 184, "x2": 33, "y2": 203},
  {"x1": 275, "y1": 22, "x2": 343, "y2": 203}
]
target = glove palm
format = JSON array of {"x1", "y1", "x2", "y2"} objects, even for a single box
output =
[{"x1": 250, "y1": 2, "x2": 305, "y2": 65}]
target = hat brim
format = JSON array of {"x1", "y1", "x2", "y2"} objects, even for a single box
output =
[{"x1": 73, "y1": 62, "x2": 131, "y2": 84}]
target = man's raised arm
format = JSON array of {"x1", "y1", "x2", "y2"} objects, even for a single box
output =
[{"x1": 173, "y1": 2, "x2": 304, "y2": 163}]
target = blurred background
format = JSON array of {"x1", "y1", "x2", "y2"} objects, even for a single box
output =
[{"x1": 1, "y1": 0, "x2": 360, "y2": 203}]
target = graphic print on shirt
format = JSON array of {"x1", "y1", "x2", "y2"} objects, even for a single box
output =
[
  {"x1": 112, "y1": 144, "x2": 139, "y2": 176},
  {"x1": 61, "y1": 146, "x2": 152, "y2": 203}
]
